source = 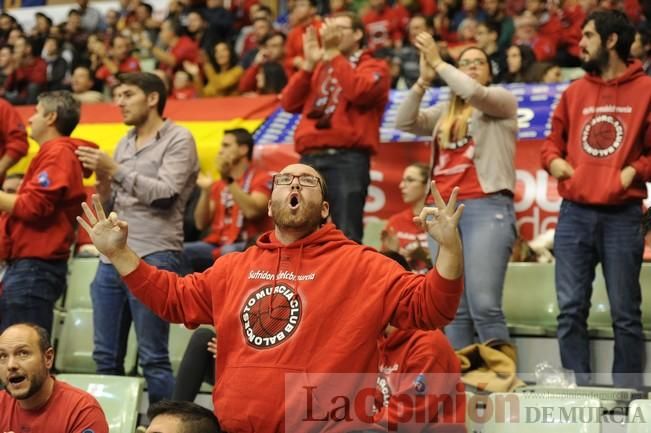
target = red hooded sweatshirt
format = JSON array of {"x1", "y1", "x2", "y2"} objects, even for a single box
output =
[
  {"x1": 375, "y1": 329, "x2": 466, "y2": 432},
  {"x1": 122, "y1": 223, "x2": 463, "y2": 433},
  {"x1": 0, "y1": 137, "x2": 98, "y2": 261},
  {"x1": 541, "y1": 60, "x2": 651, "y2": 205},
  {"x1": 0, "y1": 98, "x2": 29, "y2": 165},
  {"x1": 280, "y1": 51, "x2": 390, "y2": 155}
]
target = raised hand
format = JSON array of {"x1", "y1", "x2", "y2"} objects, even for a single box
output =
[
  {"x1": 75, "y1": 146, "x2": 119, "y2": 178},
  {"x1": 302, "y1": 26, "x2": 322, "y2": 71},
  {"x1": 197, "y1": 172, "x2": 213, "y2": 190},
  {"x1": 321, "y1": 17, "x2": 342, "y2": 51},
  {"x1": 414, "y1": 32, "x2": 442, "y2": 69},
  {"x1": 77, "y1": 195, "x2": 129, "y2": 258},
  {"x1": 418, "y1": 53, "x2": 436, "y2": 86},
  {"x1": 414, "y1": 182, "x2": 463, "y2": 250}
]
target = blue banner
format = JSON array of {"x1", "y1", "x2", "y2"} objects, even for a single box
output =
[{"x1": 254, "y1": 83, "x2": 569, "y2": 145}]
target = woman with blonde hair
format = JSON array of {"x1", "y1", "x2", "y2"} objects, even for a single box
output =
[{"x1": 396, "y1": 32, "x2": 518, "y2": 350}]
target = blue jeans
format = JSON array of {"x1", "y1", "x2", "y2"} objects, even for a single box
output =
[
  {"x1": 0, "y1": 259, "x2": 67, "y2": 336},
  {"x1": 91, "y1": 250, "x2": 187, "y2": 404},
  {"x1": 554, "y1": 200, "x2": 644, "y2": 388},
  {"x1": 183, "y1": 240, "x2": 247, "y2": 272},
  {"x1": 301, "y1": 149, "x2": 370, "y2": 243},
  {"x1": 429, "y1": 194, "x2": 516, "y2": 350}
]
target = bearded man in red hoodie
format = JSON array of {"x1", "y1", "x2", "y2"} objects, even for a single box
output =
[
  {"x1": 541, "y1": 9, "x2": 651, "y2": 389},
  {"x1": 0, "y1": 90, "x2": 99, "y2": 336},
  {"x1": 280, "y1": 12, "x2": 391, "y2": 244},
  {"x1": 78, "y1": 163, "x2": 464, "y2": 433}
]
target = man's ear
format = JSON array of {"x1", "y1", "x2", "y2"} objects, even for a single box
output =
[
  {"x1": 147, "y1": 91, "x2": 160, "y2": 112},
  {"x1": 606, "y1": 32, "x2": 618, "y2": 51},
  {"x1": 44, "y1": 347, "x2": 54, "y2": 370},
  {"x1": 44, "y1": 111, "x2": 58, "y2": 128}
]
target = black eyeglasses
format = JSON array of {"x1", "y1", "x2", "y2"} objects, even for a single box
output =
[{"x1": 273, "y1": 173, "x2": 322, "y2": 188}]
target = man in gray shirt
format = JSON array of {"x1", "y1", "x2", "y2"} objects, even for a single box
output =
[{"x1": 76, "y1": 72, "x2": 198, "y2": 403}]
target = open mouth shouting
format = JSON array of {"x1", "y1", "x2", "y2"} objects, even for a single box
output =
[
  {"x1": 289, "y1": 192, "x2": 300, "y2": 211},
  {"x1": 7, "y1": 373, "x2": 27, "y2": 390}
]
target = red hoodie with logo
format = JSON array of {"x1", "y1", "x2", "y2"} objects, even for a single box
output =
[
  {"x1": 122, "y1": 223, "x2": 463, "y2": 433},
  {"x1": 541, "y1": 60, "x2": 651, "y2": 205},
  {"x1": 0, "y1": 137, "x2": 98, "y2": 260},
  {"x1": 375, "y1": 329, "x2": 465, "y2": 432}
]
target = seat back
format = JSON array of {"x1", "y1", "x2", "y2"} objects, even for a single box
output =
[
  {"x1": 502, "y1": 263, "x2": 558, "y2": 336},
  {"x1": 56, "y1": 308, "x2": 137, "y2": 374},
  {"x1": 57, "y1": 374, "x2": 142, "y2": 433},
  {"x1": 64, "y1": 257, "x2": 99, "y2": 310}
]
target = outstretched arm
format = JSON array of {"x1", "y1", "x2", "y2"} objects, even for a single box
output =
[{"x1": 77, "y1": 195, "x2": 214, "y2": 325}]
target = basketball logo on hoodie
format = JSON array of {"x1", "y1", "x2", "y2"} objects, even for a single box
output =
[
  {"x1": 240, "y1": 284, "x2": 302, "y2": 349},
  {"x1": 581, "y1": 115, "x2": 624, "y2": 158}
]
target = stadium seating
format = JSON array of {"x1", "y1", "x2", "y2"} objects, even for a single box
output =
[
  {"x1": 63, "y1": 257, "x2": 99, "y2": 310},
  {"x1": 56, "y1": 308, "x2": 137, "y2": 374},
  {"x1": 502, "y1": 263, "x2": 558, "y2": 336},
  {"x1": 627, "y1": 399, "x2": 651, "y2": 433},
  {"x1": 57, "y1": 374, "x2": 143, "y2": 433},
  {"x1": 482, "y1": 392, "x2": 602, "y2": 433}
]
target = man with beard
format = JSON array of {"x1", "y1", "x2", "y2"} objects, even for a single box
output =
[
  {"x1": 0, "y1": 323, "x2": 108, "y2": 432},
  {"x1": 74, "y1": 72, "x2": 199, "y2": 404},
  {"x1": 77, "y1": 163, "x2": 464, "y2": 433},
  {"x1": 541, "y1": 9, "x2": 651, "y2": 389}
]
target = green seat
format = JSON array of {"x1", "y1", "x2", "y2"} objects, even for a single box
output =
[
  {"x1": 502, "y1": 263, "x2": 558, "y2": 336},
  {"x1": 483, "y1": 392, "x2": 601, "y2": 433},
  {"x1": 169, "y1": 324, "x2": 197, "y2": 374},
  {"x1": 57, "y1": 374, "x2": 142, "y2": 433},
  {"x1": 362, "y1": 218, "x2": 387, "y2": 250},
  {"x1": 56, "y1": 308, "x2": 137, "y2": 374},
  {"x1": 627, "y1": 399, "x2": 651, "y2": 433},
  {"x1": 64, "y1": 257, "x2": 99, "y2": 310}
]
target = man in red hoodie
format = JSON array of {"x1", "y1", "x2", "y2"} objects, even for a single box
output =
[
  {"x1": 0, "y1": 90, "x2": 98, "y2": 336},
  {"x1": 78, "y1": 163, "x2": 464, "y2": 433},
  {"x1": 280, "y1": 12, "x2": 391, "y2": 244},
  {"x1": 541, "y1": 9, "x2": 651, "y2": 389}
]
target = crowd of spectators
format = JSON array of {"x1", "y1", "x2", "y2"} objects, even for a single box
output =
[{"x1": 0, "y1": 0, "x2": 648, "y2": 106}]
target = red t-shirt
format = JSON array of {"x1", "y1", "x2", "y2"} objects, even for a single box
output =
[
  {"x1": 0, "y1": 378, "x2": 109, "y2": 433},
  {"x1": 95, "y1": 56, "x2": 141, "y2": 88},
  {"x1": 433, "y1": 137, "x2": 485, "y2": 201},
  {"x1": 170, "y1": 86, "x2": 197, "y2": 100},
  {"x1": 203, "y1": 167, "x2": 273, "y2": 255},
  {"x1": 161, "y1": 36, "x2": 199, "y2": 75},
  {"x1": 384, "y1": 208, "x2": 431, "y2": 274}
]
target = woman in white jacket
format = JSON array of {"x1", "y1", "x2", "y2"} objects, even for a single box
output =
[{"x1": 396, "y1": 32, "x2": 518, "y2": 350}]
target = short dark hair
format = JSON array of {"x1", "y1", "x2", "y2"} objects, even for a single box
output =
[
  {"x1": 68, "y1": 9, "x2": 81, "y2": 18},
  {"x1": 2, "y1": 323, "x2": 52, "y2": 355},
  {"x1": 479, "y1": 19, "x2": 501, "y2": 37},
  {"x1": 584, "y1": 9, "x2": 635, "y2": 62},
  {"x1": 224, "y1": 128, "x2": 254, "y2": 160},
  {"x1": 118, "y1": 72, "x2": 168, "y2": 115},
  {"x1": 38, "y1": 90, "x2": 81, "y2": 136},
  {"x1": 382, "y1": 251, "x2": 412, "y2": 271},
  {"x1": 138, "y1": 2, "x2": 154, "y2": 16},
  {"x1": 260, "y1": 30, "x2": 287, "y2": 46},
  {"x1": 147, "y1": 401, "x2": 220, "y2": 433},
  {"x1": 164, "y1": 18, "x2": 184, "y2": 37}
]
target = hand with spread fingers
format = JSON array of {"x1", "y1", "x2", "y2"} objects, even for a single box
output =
[
  {"x1": 77, "y1": 194, "x2": 129, "y2": 258},
  {"x1": 414, "y1": 182, "x2": 464, "y2": 250},
  {"x1": 413, "y1": 182, "x2": 464, "y2": 279}
]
